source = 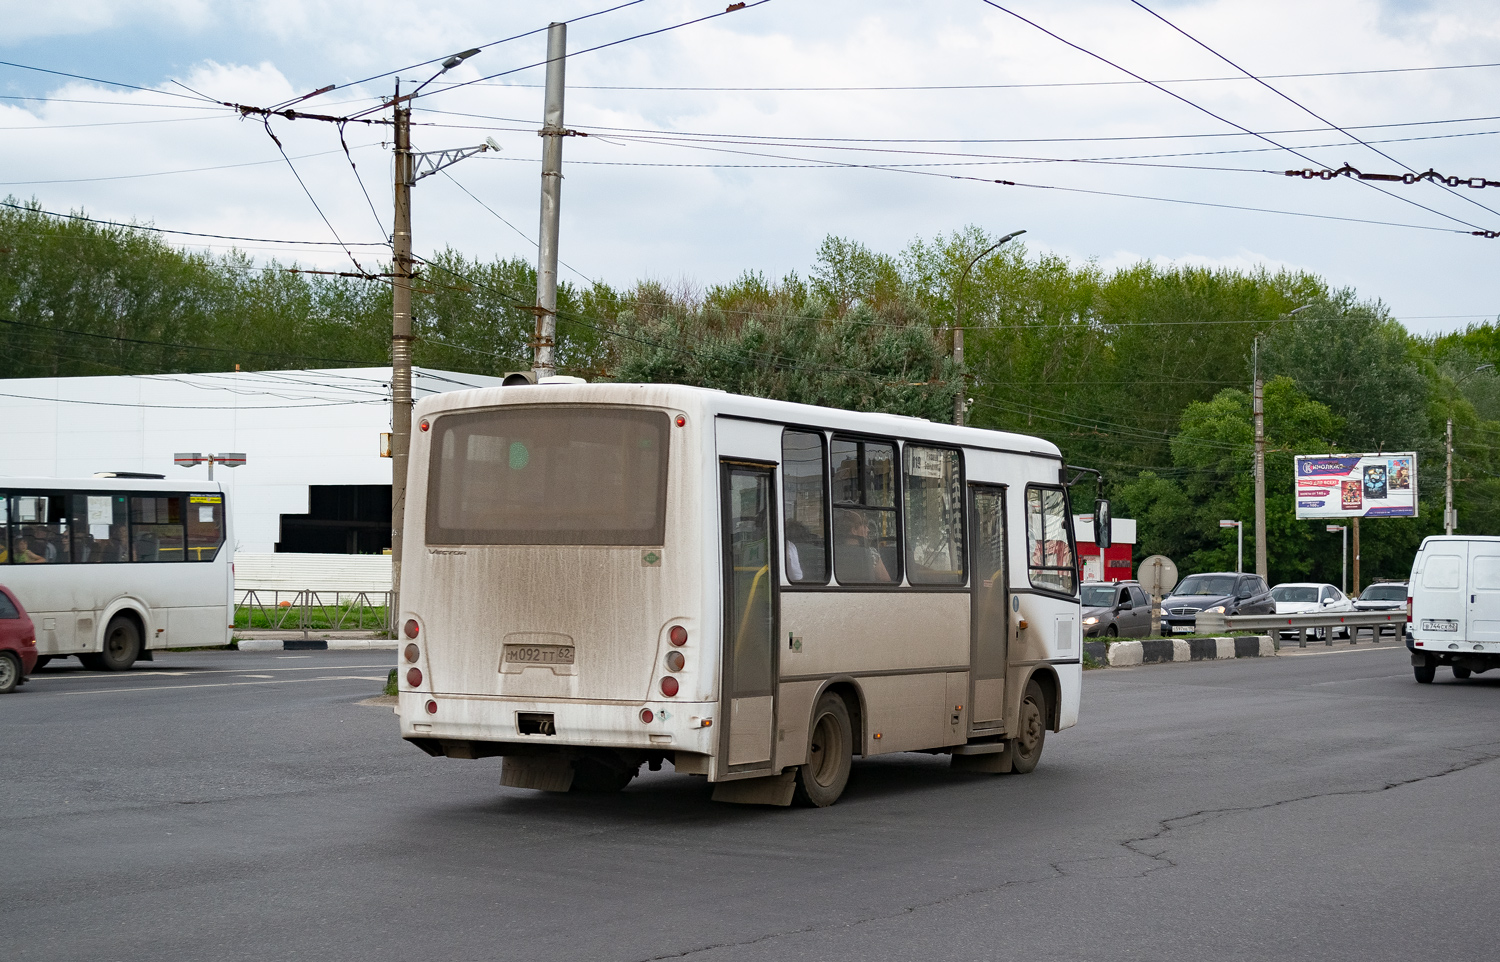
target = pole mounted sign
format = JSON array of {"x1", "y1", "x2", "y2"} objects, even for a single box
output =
[{"x1": 1293, "y1": 453, "x2": 1418, "y2": 519}]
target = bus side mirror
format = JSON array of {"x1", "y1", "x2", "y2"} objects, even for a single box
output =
[{"x1": 1094, "y1": 498, "x2": 1112, "y2": 550}]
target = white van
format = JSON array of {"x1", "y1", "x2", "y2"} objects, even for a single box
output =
[{"x1": 1407, "y1": 535, "x2": 1500, "y2": 683}]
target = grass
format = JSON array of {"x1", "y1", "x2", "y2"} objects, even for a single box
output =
[
  {"x1": 234, "y1": 602, "x2": 389, "y2": 631},
  {"x1": 384, "y1": 668, "x2": 397, "y2": 697}
]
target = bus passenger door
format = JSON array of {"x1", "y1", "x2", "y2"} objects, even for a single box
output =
[
  {"x1": 719, "y1": 462, "x2": 779, "y2": 775},
  {"x1": 969, "y1": 485, "x2": 1009, "y2": 732}
]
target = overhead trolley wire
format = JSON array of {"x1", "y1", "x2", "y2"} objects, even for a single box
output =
[
  {"x1": 1124, "y1": 0, "x2": 1500, "y2": 224},
  {"x1": 0, "y1": 199, "x2": 390, "y2": 248},
  {"x1": 973, "y1": 0, "x2": 1496, "y2": 234}
]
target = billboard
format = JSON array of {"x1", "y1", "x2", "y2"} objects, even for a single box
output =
[{"x1": 1294, "y1": 453, "x2": 1418, "y2": 519}]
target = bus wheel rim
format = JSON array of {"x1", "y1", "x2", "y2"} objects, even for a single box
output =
[
  {"x1": 1018, "y1": 700, "x2": 1042, "y2": 756},
  {"x1": 810, "y1": 712, "x2": 839, "y2": 787}
]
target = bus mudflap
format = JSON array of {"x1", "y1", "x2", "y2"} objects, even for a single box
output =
[
  {"x1": 710, "y1": 769, "x2": 796, "y2": 806},
  {"x1": 501, "y1": 756, "x2": 574, "y2": 792}
]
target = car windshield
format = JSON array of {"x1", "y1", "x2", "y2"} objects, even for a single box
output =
[
  {"x1": 1175, "y1": 575, "x2": 1237, "y2": 596},
  {"x1": 1361, "y1": 584, "x2": 1406, "y2": 601},
  {"x1": 1271, "y1": 586, "x2": 1318, "y2": 604},
  {"x1": 1081, "y1": 585, "x2": 1118, "y2": 606}
]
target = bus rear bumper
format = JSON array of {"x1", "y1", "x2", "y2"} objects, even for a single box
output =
[{"x1": 397, "y1": 692, "x2": 719, "y2": 757}]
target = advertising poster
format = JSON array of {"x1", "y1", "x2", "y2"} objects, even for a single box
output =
[{"x1": 1295, "y1": 453, "x2": 1419, "y2": 519}]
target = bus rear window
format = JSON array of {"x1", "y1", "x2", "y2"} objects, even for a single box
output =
[{"x1": 427, "y1": 407, "x2": 669, "y2": 546}]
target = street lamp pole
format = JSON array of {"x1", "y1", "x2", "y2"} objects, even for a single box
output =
[
  {"x1": 1254, "y1": 303, "x2": 1312, "y2": 582},
  {"x1": 953, "y1": 229, "x2": 1025, "y2": 426},
  {"x1": 1445, "y1": 363, "x2": 1494, "y2": 536},
  {"x1": 1220, "y1": 519, "x2": 1242, "y2": 573}
]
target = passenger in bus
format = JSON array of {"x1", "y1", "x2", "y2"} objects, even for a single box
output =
[
  {"x1": 835, "y1": 509, "x2": 893, "y2": 583},
  {"x1": 783, "y1": 519, "x2": 816, "y2": 582},
  {"x1": 133, "y1": 530, "x2": 159, "y2": 562},
  {"x1": 14, "y1": 530, "x2": 49, "y2": 564},
  {"x1": 103, "y1": 525, "x2": 129, "y2": 563}
]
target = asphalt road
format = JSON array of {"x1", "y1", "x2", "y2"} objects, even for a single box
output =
[{"x1": 3, "y1": 641, "x2": 1495, "y2": 962}]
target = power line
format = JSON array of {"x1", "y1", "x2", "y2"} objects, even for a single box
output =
[
  {"x1": 0, "y1": 199, "x2": 390, "y2": 247},
  {"x1": 973, "y1": 0, "x2": 1495, "y2": 235},
  {"x1": 452, "y1": 60, "x2": 1500, "y2": 93},
  {"x1": 0, "y1": 145, "x2": 372, "y2": 187},
  {"x1": 0, "y1": 316, "x2": 380, "y2": 367},
  {"x1": 0, "y1": 58, "x2": 215, "y2": 103},
  {"x1": 1125, "y1": 0, "x2": 1500, "y2": 225}
]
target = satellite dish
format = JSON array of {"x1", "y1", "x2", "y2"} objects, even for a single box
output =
[{"x1": 1138, "y1": 554, "x2": 1178, "y2": 598}]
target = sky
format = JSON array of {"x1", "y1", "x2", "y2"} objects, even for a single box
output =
[{"x1": 2, "y1": 0, "x2": 1498, "y2": 336}]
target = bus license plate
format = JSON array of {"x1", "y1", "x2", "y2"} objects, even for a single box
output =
[{"x1": 503, "y1": 644, "x2": 576, "y2": 666}]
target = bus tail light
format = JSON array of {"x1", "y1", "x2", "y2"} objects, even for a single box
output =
[
  {"x1": 660, "y1": 676, "x2": 679, "y2": 697},
  {"x1": 425, "y1": 699, "x2": 437, "y2": 714},
  {"x1": 669, "y1": 625, "x2": 688, "y2": 646},
  {"x1": 640, "y1": 708, "x2": 654, "y2": 724},
  {"x1": 406, "y1": 668, "x2": 423, "y2": 687},
  {"x1": 665, "y1": 651, "x2": 685, "y2": 672},
  {"x1": 404, "y1": 619, "x2": 420, "y2": 639},
  {"x1": 403, "y1": 643, "x2": 420, "y2": 663}
]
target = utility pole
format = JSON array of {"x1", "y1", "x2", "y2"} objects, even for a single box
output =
[
  {"x1": 534, "y1": 22, "x2": 567, "y2": 379},
  {"x1": 951, "y1": 229, "x2": 1025, "y2": 426},
  {"x1": 1253, "y1": 337, "x2": 1268, "y2": 581},
  {"x1": 1445, "y1": 417, "x2": 1456, "y2": 535},
  {"x1": 390, "y1": 80, "x2": 414, "y2": 625},
  {"x1": 1352, "y1": 517, "x2": 1361, "y2": 595}
]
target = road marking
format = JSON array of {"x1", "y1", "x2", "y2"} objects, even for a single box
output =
[
  {"x1": 33, "y1": 663, "x2": 390, "y2": 682},
  {"x1": 59, "y1": 675, "x2": 388, "y2": 696}
]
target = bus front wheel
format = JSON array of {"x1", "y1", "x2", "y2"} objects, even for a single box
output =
[
  {"x1": 794, "y1": 692, "x2": 853, "y2": 807},
  {"x1": 83, "y1": 616, "x2": 141, "y2": 672},
  {"x1": 1010, "y1": 680, "x2": 1048, "y2": 774}
]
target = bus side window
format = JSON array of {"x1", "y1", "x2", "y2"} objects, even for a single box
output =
[
  {"x1": 10, "y1": 494, "x2": 71, "y2": 564},
  {"x1": 186, "y1": 495, "x2": 226, "y2": 561},
  {"x1": 902, "y1": 445, "x2": 964, "y2": 585},
  {"x1": 0, "y1": 495, "x2": 8, "y2": 563},
  {"x1": 130, "y1": 495, "x2": 185, "y2": 563},
  {"x1": 781, "y1": 430, "x2": 829, "y2": 584},
  {"x1": 831, "y1": 437, "x2": 899, "y2": 585},
  {"x1": 71, "y1": 493, "x2": 128, "y2": 563},
  {"x1": 1026, "y1": 485, "x2": 1076, "y2": 594}
]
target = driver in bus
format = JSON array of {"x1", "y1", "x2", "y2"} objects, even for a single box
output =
[{"x1": 836, "y1": 509, "x2": 893, "y2": 583}]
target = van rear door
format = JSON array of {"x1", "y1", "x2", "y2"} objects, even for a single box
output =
[
  {"x1": 1468, "y1": 545, "x2": 1500, "y2": 644},
  {"x1": 1414, "y1": 541, "x2": 1467, "y2": 641}
]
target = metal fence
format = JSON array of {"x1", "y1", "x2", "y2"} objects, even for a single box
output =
[
  {"x1": 1196, "y1": 609, "x2": 1406, "y2": 648},
  {"x1": 234, "y1": 589, "x2": 393, "y2": 637}
]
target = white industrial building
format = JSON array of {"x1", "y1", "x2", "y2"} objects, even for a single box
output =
[{"x1": 0, "y1": 367, "x2": 502, "y2": 563}]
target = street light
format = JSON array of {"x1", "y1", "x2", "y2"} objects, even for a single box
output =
[
  {"x1": 1219, "y1": 519, "x2": 1243, "y2": 573},
  {"x1": 952, "y1": 229, "x2": 1025, "y2": 426},
  {"x1": 1326, "y1": 524, "x2": 1347, "y2": 594},
  {"x1": 174, "y1": 453, "x2": 246, "y2": 482},
  {"x1": 1253, "y1": 303, "x2": 1313, "y2": 582},
  {"x1": 1445, "y1": 362, "x2": 1495, "y2": 535}
]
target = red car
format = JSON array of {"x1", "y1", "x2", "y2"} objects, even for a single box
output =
[{"x1": 0, "y1": 585, "x2": 38, "y2": 694}]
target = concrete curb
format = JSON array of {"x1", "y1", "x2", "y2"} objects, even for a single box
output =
[
  {"x1": 1084, "y1": 635, "x2": 1275, "y2": 668},
  {"x1": 237, "y1": 639, "x2": 398, "y2": 652}
]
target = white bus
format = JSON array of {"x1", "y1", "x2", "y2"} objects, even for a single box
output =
[
  {"x1": 397, "y1": 384, "x2": 1087, "y2": 806},
  {"x1": 1, "y1": 476, "x2": 233, "y2": 670}
]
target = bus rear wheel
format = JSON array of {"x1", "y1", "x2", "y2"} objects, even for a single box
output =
[
  {"x1": 794, "y1": 692, "x2": 853, "y2": 807},
  {"x1": 1010, "y1": 680, "x2": 1048, "y2": 774},
  {"x1": 1414, "y1": 663, "x2": 1436, "y2": 684},
  {"x1": 83, "y1": 616, "x2": 141, "y2": 672},
  {"x1": 1453, "y1": 666, "x2": 1472, "y2": 680}
]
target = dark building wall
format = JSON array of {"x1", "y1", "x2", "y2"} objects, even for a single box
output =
[{"x1": 276, "y1": 484, "x2": 392, "y2": 554}]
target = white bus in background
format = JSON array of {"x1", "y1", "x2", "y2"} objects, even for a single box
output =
[
  {"x1": 0, "y1": 476, "x2": 233, "y2": 670},
  {"x1": 396, "y1": 383, "x2": 1089, "y2": 807}
]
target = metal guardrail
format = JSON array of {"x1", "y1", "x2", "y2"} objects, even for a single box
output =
[
  {"x1": 1196, "y1": 609, "x2": 1406, "y2": 648},
  {"x1": 234, "y1": 589, "x2": 393, "y2": 638}
]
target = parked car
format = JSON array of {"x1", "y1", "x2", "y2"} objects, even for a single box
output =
[
  {"x1": 0, "y1": 585, "x2": 39, "y2": 694},
  {"x1": 1080, "y1": 581, "x2": 1152, "y2": 638},
  {"x1": 1159, "y1": 572, "x2": 1274, "y2": 635},
  {"x1": 1408, "y1": 536, "x2": 1500, "y2": 683},
  {"x1": 1270, "y1": 582, "x2": 1354, "y2": 639}
]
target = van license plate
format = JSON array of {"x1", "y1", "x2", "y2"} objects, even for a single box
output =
[
  {"x1": 503, "y1": 644, "x2": 576, "y2": 665},
  {"x1": 1421, "y1": 619, "x2": 1458, "y2": 632}
]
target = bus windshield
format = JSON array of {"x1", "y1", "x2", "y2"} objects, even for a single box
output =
[{"x1": 426, "y1": 406, "x2": 670, "y2": 546}]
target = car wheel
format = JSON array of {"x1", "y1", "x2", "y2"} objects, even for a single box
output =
[
  {"x1": 793, "y1": 692, "x2": 853, "y2": 807},
  {"x1": 0, "y1": 652, "x2": 20, "y2": 694},
  {"x1": 1453, "y1": 666, "x2": 1472, "y2": 680},
  {"x1": 1010, "y1": 680, "x2": 1048, "y2": 774},
  {"x1": 1105, "y1": 624, "x2": 1118, "y2": 638},
  {"x1": 1414, "y1": 664, "x2": 1436, "y2": 684}
]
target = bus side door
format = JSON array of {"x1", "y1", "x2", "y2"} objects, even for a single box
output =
[
  {"x1": 719, "y1": 461, "x2": 779, "y2": 775},
  {"x1": 969, "y1": 484, "x2": 1009, "y2": 731}
]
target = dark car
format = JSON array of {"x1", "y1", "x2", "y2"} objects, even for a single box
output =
[
  {"x1": 1081, "y1": 581, "x2": 1152, "y2": 638},
  {"x1": 1159, "y1": 572, "x2": 1274, "y2": 635},
  {"x1": 0, "y1": 585, "x2": 39, "y2": 694}
]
